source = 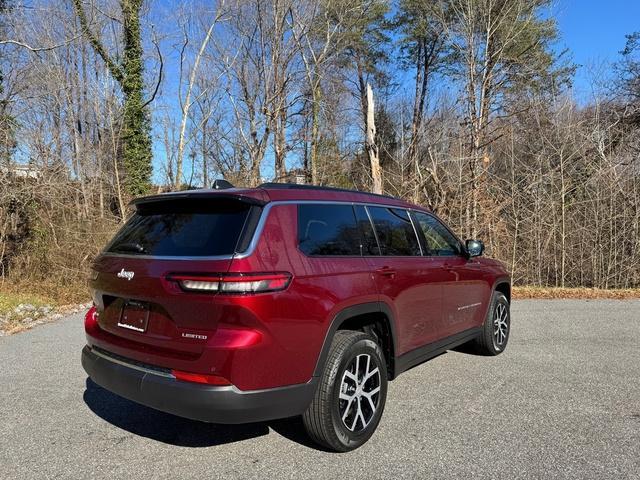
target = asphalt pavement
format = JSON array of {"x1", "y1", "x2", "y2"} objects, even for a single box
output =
[{"x1": 1, "y1": 300, "x2": 639, "y2": 479}]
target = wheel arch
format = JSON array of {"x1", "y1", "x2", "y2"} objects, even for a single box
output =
[
  {"x1": 312, "y1": 302, "x2": 398, "y2": 381},
  {"x1": 493, "y1": 278, "x2": 511, "y2": 303}
]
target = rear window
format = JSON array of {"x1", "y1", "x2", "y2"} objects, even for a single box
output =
[
  {"x1": 298, "y1": 204, "x2": 361, "y2": 256},
  {"x1": 106, "y1": 198, "x2": 254, "y2": 257}
]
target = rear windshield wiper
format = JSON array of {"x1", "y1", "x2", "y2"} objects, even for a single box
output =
[{"x1": 113, "y1": 242, "x2": 147, "y2": 254}]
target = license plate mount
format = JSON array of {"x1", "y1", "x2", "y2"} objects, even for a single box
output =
[{"x1": 118, "y1": 301, "x2": 149, "y2": 333}]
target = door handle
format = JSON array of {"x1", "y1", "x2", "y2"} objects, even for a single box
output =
[{"x1": 375, "y1": 266, "x2": 396, "y2": 277}]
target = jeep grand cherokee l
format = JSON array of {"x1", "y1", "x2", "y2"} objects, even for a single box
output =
[{"x1": 82, "y1": 183, "x2": 511, "y2": 451}]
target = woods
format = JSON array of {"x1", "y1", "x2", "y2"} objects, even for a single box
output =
[{"x1": 1, "y1": 0, "x2": 639, "y2": 300}]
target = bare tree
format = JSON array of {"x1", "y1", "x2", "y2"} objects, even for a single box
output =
[
  {"x1": 365, "y1": 82, "x2": 382, "y2": 193},
  {"x1": 441, "y1": 0, "x2": 564, "y2": 236},
  {"x1": 174, "y1": 2, "x2": 227, "y2": 190},
  {"x1": 1, "y1": 0, "x2": 640, "y2": 297}
]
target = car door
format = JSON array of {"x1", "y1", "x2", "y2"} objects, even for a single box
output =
[
  {"x1": 411, "y1": 212, "x2": 488, "y2": 336},
  {"x1": 357, "y1": 205, "x2": 446, "y2": 355}
]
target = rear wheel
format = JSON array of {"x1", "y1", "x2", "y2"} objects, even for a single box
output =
[
  {"x1": 473, "y1": 291, "x2": 510, "y2": 355},
  {"x1": 303, "y1": 330, "x2": 388, "y2": 452}
]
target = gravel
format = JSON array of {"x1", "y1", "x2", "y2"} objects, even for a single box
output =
[{"x1": 0, "y1": 300, "x2": 639, "y2": 479}]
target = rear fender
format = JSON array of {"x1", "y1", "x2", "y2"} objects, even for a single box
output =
[{"x1": 312, "y1": 302, "x2": 398, "y2": 380}]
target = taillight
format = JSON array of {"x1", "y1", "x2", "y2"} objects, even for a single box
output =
[
  {"x1": 166, "y1": 272, "x2": 292, "y2": 294},
  {"x1": 175, "y1": 275, "x2": 221, "y2": 292},
  {"x1": 171, "y1": 369, "x2": 231, "y2": 386},
  {"x1": 218, "y1": 273, "x2": 291, "y2": 293}
]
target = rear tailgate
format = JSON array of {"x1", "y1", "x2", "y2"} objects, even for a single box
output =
[{"x1": 89, "y1": 194, "x2": 264, "y2": 360}]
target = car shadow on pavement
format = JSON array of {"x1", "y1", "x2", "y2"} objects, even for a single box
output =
[{"x1": 83, "y1": 378, "x2": 322, "y2": 450}]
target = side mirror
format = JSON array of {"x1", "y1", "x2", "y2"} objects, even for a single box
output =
[{"x1": 466, "y1": 239, "x2": 484, "y2": 257}]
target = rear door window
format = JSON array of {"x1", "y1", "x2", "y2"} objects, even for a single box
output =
[
  {"x1": 367, "y1": 206, "x2": 421, "y2": 256},
  {"x1": 106, "y1": 198, "x2": 254, "y2": 257},
  {"x1": 298, "y1": 204, "x2": 361, "y2": 256}
]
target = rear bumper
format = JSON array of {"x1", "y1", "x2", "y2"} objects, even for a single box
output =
[{"x1": 81, "y1": 345, "x2": 316, "y2": 424}]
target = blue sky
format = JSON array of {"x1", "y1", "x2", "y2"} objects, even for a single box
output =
[{"x1": 555, "y1": 0, "x2": 640, "y2": 96}]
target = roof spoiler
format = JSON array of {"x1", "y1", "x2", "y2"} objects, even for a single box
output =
[{"x1": 131, "y1": 191, "x2": 265, "y2": 207}]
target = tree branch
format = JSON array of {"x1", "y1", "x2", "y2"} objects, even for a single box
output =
[
  {"x1": 72, "y1": 0, "x2": 124, "y2": 84},
  {"x1": 141, "y1": 31, "x2": 163, "y2": 110},
  {"x1": 0, "y1": 36, "x2": 82, "y2": 52}
]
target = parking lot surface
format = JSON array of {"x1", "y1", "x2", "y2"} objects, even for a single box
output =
[{"x1": 1, "y1": 299, "x2": 639, "y2": 479}]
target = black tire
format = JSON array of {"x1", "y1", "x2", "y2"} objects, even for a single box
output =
[
  {"x1": 473, "y1": 291, "x2": 511, "y2": 355},
  {"x1": 303, "y1": 330, "x2": 388, "y2": 452}
]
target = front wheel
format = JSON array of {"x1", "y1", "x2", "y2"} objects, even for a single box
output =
[
  {"x1": 473, "y1": 291, "x2": 511, "y2": 355},
  {"x1": 303, "y1": 330, "x2": 388, "y2": 452}
]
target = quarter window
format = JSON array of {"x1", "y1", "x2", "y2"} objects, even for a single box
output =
[
  {"x1": 298, "y1": 204, "x2": 361, "y2": 256},
  {"x1": 412, "y1": 212, "x2": 461, "y2": 256},
  {"x1": 367, "y1": 207, "x2": 421, "y2": 256}
]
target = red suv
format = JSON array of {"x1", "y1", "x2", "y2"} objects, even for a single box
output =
[{"x1": 82, "y1": 183, "x2": 511, "y2": 451}]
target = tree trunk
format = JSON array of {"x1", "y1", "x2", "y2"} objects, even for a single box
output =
[
  {"x1": 365, "y1": 83, "x2": 382, "y2": 194},
  {"x1": 274, "y1": 105, "x2": 286, "y2": 180},
  {"x1": 73, "y1": 0, "x2": 152, "y2": 196},
  {"x1": 271, "y1": 0, "x2": 287, "y2": 181},
  {"x1": 201, "y1": 116, "x2": 209, "y2": 187},
  {"x1": 176, "y1": 13, "x2": 219, "y2": 190},
  {"x1": 309, "y1": 80, "x2": 320, "y2": 185}
]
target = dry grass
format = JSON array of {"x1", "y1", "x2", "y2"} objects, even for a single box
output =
[
  {"x1": 513, "y1": 286, "x2": 640, "y2": 299},
  {"x1": 0, "y1": 288, "x2": 55, "y2": 334},
  {"x1": 0, "y1": 281, "x2": 91, "y2": 335},
  {"x1": 1, "y1": 277, "x2": 91, "y2": 306},
  {"x1": 0, "y1": 289, "x2": 54, "y2": 315}
]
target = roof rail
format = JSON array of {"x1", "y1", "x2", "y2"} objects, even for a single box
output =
[{"x1": 258, "y1": 182, "x2": 399, "y2": 201}]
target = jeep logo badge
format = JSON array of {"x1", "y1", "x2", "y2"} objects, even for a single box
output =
[{"x1": 117, "y1": 268, "x2": 135, "y2": 281}]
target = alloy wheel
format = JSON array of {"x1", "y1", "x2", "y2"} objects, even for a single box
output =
[
  {"x1": 338, "y1": 353, "x2": 381, "y2": 432},
  {"x1": 493, "y1": 303, "x2": 509, "y2": 347}
]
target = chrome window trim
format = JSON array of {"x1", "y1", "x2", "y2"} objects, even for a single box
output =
[
  {"x1": 408, "y1": 209, "x2": 424, "y2": 256},
  {"x1": 100, "y1": 199, "x2": 432, "y2": 261}
]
